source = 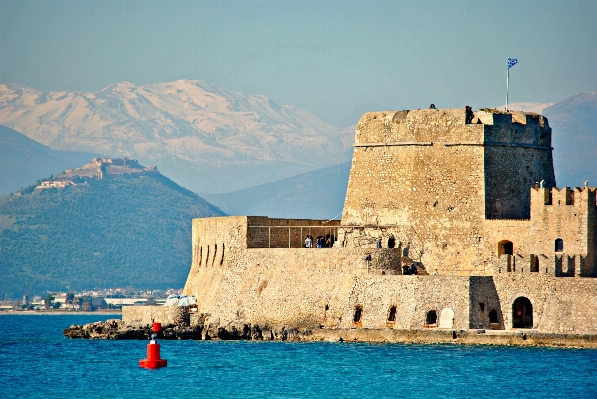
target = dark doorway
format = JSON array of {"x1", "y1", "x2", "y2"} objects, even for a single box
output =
[
  {"x1": 388, "y1": 236, "x2": 396, "y2": 248},
  {"x1": 498, "y1": 240, "x2": 513, "y2": 256},
  {"x1": 489, "y1": 310, "x2": 499, "y2": 324},
  {"x1": 425, "y1": 310, "x2": 437, "y2": 326},
  {"x1": 387, "y1": 306, "x2": 397, "y2": 322},
  {"x1": 353, "y1": 305, "x2": 363, "y2": 324},
  {"x1": 512, "y1": 297, "x2": 533, "y2": 328}
]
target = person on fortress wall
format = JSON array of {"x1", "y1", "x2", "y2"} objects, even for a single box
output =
[
  {"x1": 326, "y1": 236, "x2": 332, "y2": 248},
  {"x1": 429, "y1": 104, "x2": 436, "y2": 109},
  {"x1": 465, "y1": 106, "x2": 474, "y2": 124},
  {"x1": 304, "y1": 235, "x2": 312, "y2": 248}
]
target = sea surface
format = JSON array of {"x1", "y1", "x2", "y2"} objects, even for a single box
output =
[{"x1": 1, "y1": 314, "x2": 597, "y2": 398}]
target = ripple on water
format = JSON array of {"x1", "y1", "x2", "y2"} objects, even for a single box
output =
[{"x1": 1, "y1": 315, "x2": 597, "y2": 399}]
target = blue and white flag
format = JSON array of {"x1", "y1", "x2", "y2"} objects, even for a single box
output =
[{"x1": 508, "y1": 58, "x2": 519, "y2": 69}]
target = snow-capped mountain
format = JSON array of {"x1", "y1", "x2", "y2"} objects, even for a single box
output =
[{"x1": 0, "y1": 80, "x2": 352, "y2": 193}]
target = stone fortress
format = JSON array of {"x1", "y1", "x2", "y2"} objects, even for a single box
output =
[{"x1": 127, "y1": 108, "x2": 597, "y2": 338}]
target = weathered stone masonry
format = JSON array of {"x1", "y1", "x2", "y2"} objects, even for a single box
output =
[{"x1": 127, "y1": 108, "x2": 597, "y2": 336}]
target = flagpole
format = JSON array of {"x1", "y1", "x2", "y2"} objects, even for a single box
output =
[{"x1": 506, "y1": 66, "x2": 509, "y2": 111}]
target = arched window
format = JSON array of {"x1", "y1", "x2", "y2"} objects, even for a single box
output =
[
  {"x1": 555, "y1": 238, "x2": 564, "y2": 252},
  {"x1": 353, "y1": 306, "x2": 363, "y2": 323},
  {"x1": 489, "y1": 310, "x2": 499, "y2": 324},
  {"x1": 512, "y1": 297, "x2": 533, "y2": 328},
  {"x1": 498, "y1": 240, "x2": 513, "y2": 256},
  {"x1": 387, "y1": 306, "x2": 397, "y2": 322},
  {"x1": 425, "y1": 310, "x2": 437, "y2": 326}
]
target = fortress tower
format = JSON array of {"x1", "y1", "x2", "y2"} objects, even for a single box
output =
[{"x1": 339, "y1": 108, "x2": 556, "y2": 274}]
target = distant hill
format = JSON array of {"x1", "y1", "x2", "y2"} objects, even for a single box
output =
[
  {"x1": 496, "y1": 102, "x2": 554, "y2": 114},
  {"x1": 0, "y1": 170, "x2": 224, "y2": 299},
  {"x1": 0, "y1": 125, "x2": 99, "y2": 196},
  {"x1": 204, "y1": 162, "x2": 351, "y2": 220},
  {"x1": 0, "y1": 80, "x2": 353, "y2": 194},
  {"x1": 543, "y1": 92, "x2": 597, "y2": 187}
]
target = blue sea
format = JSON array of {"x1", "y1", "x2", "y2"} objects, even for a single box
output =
[{"x1": 1, "y1": 314, "x2": 597, "y2": 398}]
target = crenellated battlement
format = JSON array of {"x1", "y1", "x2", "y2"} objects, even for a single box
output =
[
  {"x1": 531, "y1": 186, "x2": 597, "y2": 207},
  {"x1": 494, "y1": 253, "x2": 588, "y2": 277},
  {"x1": 353, "y1": 109, "x2": 551, "y2": 149}
]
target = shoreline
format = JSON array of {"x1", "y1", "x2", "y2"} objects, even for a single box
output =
[
  {"x1": 0, "y1": 310, "x2": 121, "y2": 316},
  {"x1": 307, "y1": 328, "x2": 597, "y2": 349},
  {"x1": 62, "y1": 318, "x2": 597, "y2": 348}
]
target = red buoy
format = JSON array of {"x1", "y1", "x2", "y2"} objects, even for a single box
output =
[
  {"x1": 152, "y1": 322, "x2": 162, "y2": 333},
  {"x1": 140, "y1": 322, "x2": 167, "y2": 369}
]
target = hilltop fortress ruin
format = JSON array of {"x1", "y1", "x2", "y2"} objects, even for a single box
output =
[{"x1": 125, "y1": 108, "x2": 597, "y2": 338}]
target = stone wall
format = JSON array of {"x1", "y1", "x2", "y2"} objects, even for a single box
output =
[
  {"x1": 178, "y1": 245, "x2": 597, "y2": 334},
  {"x1": 183, "y1": 246, "x2": 472, "y2": 330},
  {"x1": 122, "y1": 305, "x2": 189, "y2": 325}
]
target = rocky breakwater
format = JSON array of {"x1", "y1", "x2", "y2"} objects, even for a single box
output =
[
  {"x1": 62, "y1": 316, "x2": 313, "y2": 341},
  {"x1": 63, "y1": 319, "x2": 203, "y2": 340},
  {"x1": 63, "y1": 317, "x2": 597, "y2": 348}
]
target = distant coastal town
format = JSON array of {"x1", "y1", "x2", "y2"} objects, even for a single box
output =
[{"x1": 0, "y1": 287, "x2": 182, "y2": 313}]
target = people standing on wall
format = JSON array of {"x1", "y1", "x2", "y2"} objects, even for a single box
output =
[
  {"x1": 304, "y1": 235, "x2": 312, "y2": 248},
  {"x1": 465, "y1": 106, "x2": 474, "y2": 124}
]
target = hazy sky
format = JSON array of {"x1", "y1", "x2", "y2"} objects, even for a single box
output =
[{"x1": 1, "y1": 0, "x2": 596, "y2": 127}]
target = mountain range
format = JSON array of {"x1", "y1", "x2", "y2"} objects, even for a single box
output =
[
  {"x1": 1, "y1": 81, "x2": 596, "y2": 220},
  {"x1": 0, "y1": 80, "x2": 353, "y2": 194}
]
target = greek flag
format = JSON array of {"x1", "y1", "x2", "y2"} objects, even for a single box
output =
[{"x1": 508, "y1": 58, "x2": 519, "y2": 69}]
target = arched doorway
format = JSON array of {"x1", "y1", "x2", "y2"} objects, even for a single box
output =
[
  {"x1": 439, "y1": 308, "x2": 454, "y2": 328},
  {"x1": 498, "y1": 240, "x2": 513, "y2": 256},
  {"x1": 512, "y1": 297, "x2": 533, "y2": 328}
]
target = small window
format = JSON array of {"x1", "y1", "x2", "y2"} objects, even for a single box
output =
[
  {"x1": 426, "y1": 310, "x2": 437, "y2": 326},
  {"x1": 353, "y1": 306, "x2": 363, "y2": 323},
  {"x1": 555, "y1": 238, "x2": 564, "y2": 252},
  {"x1": 498, "y1": 240, "x2": 513, "y2": 256},
  {"x1": 387, "y1": 306, "x2": 397, "y2": 322},
  {"x1": 531, "y1": 255, "x2": 539, "y2": 272},
  {"x1": 489, "y1": 310, "x2": 499, "y2": 324}
]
